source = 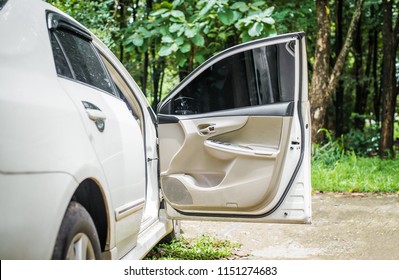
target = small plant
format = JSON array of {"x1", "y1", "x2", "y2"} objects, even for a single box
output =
[
  {"x1": 144, "y1": 234, "x2": 240, "y2": 260},
  {"x1": 312, "y1": 128, "x2": 346, "y2": 165}
]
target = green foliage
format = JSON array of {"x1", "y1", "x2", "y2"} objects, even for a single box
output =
[
  {"x1": 312, "y1": 155, "x2": 399, "y2": 193},
  {"x1": 312, "y1": 127, "x2": 399, "y2": 193},
  {"x1": 144, "y1": 234, "x2": 240, "y2": 260},
  {"x1": 344, "y1": 122, "x2": 380, "y2": 156},
  {"x1": 127, "y1": 0, "x2": 277, "y2": 72},
  {"x1": 313, "y1": 123, "x2": 381, "y2": 165},
  {"x1": 312, "y1": 129, "x2": 346, "y2": 165}
]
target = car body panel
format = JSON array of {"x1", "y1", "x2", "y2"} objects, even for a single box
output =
[{"x1": 0, "y1": 172, "x2": 78, "y2": 259}]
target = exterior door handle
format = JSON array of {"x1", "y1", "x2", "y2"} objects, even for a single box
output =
[
  {"x1": 85, "y1": 108, "x2": 106, "y2": 121},
  {"x1": 82, "y1": 101, "x2": 106, "y2": 132}
]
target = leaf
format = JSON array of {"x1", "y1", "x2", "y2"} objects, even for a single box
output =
[
  {"x1": 159, "y1": 1, "x2": 173, "y2": 9},
  {"x1": 138, "y1": 27, "x2": 151, "y2": 38},
  {"x1": 231, "y1": 2, "x2": 249, "y2": 12},
  {"x1": 180, "y1": 43, "x2": 191, "y2": 53},
  {"x1": 194, "y1": 54, "x2": 205, "y2": 64},
  {"x1": 184, "y1": 27, "x2": 197, "y2": 38},
  {"x1": 261, "y1": 17, "x2": 275, "y2": 25},
  {"x1": 159, "y1": 45, "x2": 173, "y2": 56},
  {"x1": 218, "y1": 32, "x2": 227, "y2": 41},
  {"x1": 192, "y1": 34, "x2": 205, "y2": 47},
  {"x1": 172, "y1": 0, "x2": 183, "y2": 9},
  {"x1": 263, "y1": 6, "x2": 274, "y2": 17},
  {"x1": 161, "y1": 35, "x2": 174, "y2": 43},
  {"x1": 178, "y1": 57, "x2": 187, "y2": 67},
  {"x1": 158, "y1": 43, "x2": 178, "y2": 56},
  {"x1": 150, "y1": 8, "x2": 168, "y2": 17},
  {"x1": 131, "y1": 33, "x2": 144, "y2": 46},
  {"x1": 161, "y1": 11, "x2": 171, "y2": 18},
  {"x1": 248, "y1": 22, "x2": 263, "y2": 37},
  {"x1": 170, "y1": 43, "x2": 179, "y2": 52},
  {"x1": 199, "y1": 0, "x2": 216, "y2": 16},
  {"x1": 262, "y1": 24, "x2": 277, "y2": 37},
  {"x1": 241, "y1": 32, "x2": 252, "y2": 42},
  {"x1": 232, "y1": 10, "x2": 243, "y2": 21},
  {"x1": 169, "y1": 23, "x2": 183, "y2": 33},
  {"x1": 252, "y1": 1, "x2": 265, "y2": 7},
  {"x1": 231, "y1": 2, "x2": 246, "y2": 10},
  {"x1": 171, "y1": 10, "x2": 185, "y2": 19},
  {"x1": 175, "y1": 37, "x2": 184, "y2": 45},
  {"x1": 159, "y1": 26, "x2": 169, "y2": 36},
  {"x1": 218, "y1": 10, "x2": 235, "y2": 25}
]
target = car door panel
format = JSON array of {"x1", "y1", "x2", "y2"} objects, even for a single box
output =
[
  {"x1": 59, "y1": 78, "x2": 146, "y2": 257},
  {"x1": 158, "y1": 33, "x2": 311, "y2": 224},
  {"x1": 160, "y1": 113, "x2": 291, "y2": 211}
]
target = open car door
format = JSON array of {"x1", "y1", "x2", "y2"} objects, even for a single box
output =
[{"x1": 157, "y1": 33, "x2": 311, "y2": 224}]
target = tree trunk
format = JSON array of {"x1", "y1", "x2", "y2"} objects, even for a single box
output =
[
  {"x1": 326, "y1": 0, "x2": 364, "y2": 98},
  {"x1": 310, "y1": 0, "x2": 364, "y2": 143},
  {"x1": 353, "y1": 15, "x2": 368, "y2": 131},
  {"x1": 310, "y1": 0, "x2": 331, "y2": 143},
  {"x1": 373, "y1": 26, "x2": 381, "y2": 123},
  {"x1": 379, "y1": 0, "x2": 398, "y2": 157},
  {"x1": 335, "y1": 0, "x2": 345, "y2": 136}
]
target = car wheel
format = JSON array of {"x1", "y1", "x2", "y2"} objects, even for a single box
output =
[{"x1": 52, "y1": 201, "x2": 101, "y2": 260}]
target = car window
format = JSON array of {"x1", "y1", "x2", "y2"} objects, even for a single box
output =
[
  {"x1": 51, "y1": 29, "x2": 114, "y2": 95},
  {"x1": 162, "y1": 42, "x2": 295, "y2": 115},
  {"x1": 50, "y1": 33, "x2": 73, "y2": 79}
]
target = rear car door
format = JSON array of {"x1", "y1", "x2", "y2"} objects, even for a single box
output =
[
  {"x1": 47, "y1": 13, "x2": 146, "y2": 257},
  {"x1": 158, "y1": 33, "x2": 311, "y2": 223}
]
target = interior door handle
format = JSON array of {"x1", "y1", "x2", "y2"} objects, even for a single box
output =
[
  {"x1": 198, "y1": 124, "x2": 215, "y2": 135},
  {"x1": 82, "y1": 101, "x2": 106, "y2": 132}
]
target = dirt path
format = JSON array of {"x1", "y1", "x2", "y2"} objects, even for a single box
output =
[{"x1": 180, "y1": 193, "x2": 399, "y2": 259}]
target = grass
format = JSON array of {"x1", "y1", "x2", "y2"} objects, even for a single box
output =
[
  {"x1": 312, "y1": 154, "x2": 399, "y2": 193},
  {"x1": 144, "y1": 234, "x2": 240, "y2": 260}
]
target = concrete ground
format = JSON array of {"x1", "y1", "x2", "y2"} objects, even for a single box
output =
[{"x1": 180, "y1": 193, "x2": 399, "y2": 259}]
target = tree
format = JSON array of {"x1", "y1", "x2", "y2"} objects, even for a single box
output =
[
  {"x1": 334, "y1": 0, "x2": 345, "y2": 136},
  {"x1": 310, "y1": 0, "x2": 365, "y2": 143},
  {"x1": 379, "y1": 0, "x2": 399, "y2": 157}
]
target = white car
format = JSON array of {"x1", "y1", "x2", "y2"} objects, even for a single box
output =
[{"x1": 0, "y1": 0, "x2": 311, "y2": 260}]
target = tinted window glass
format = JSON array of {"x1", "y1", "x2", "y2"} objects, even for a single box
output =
[
  {"x1": 0, "y1": 0, "x2": 8, "y2": 10},
  {"x1": 54, "y1": 30, "x2": 113, "y2": 94},
  {"x1": 164, "y1": 42, "x2": 295, "y2": 115},
  {"x1": 50, "y1": 33, "x2": 73, "y2": 79}
]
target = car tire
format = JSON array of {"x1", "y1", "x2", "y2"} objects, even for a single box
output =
[{"x1": 52, "y1": 201, "x2": 101, "y2": 260}]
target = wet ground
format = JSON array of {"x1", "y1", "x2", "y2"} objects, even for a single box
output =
[{"x1": 180, "y1": 193, "x2": 399, "y2": 259}]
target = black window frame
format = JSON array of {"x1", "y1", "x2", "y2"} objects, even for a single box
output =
[
  {"x1": 46, "y1": 11, "x2": 118, "y2": 97},
  {"x1": 0, "y1": 0, "x2": 8, "y2": 11}
]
